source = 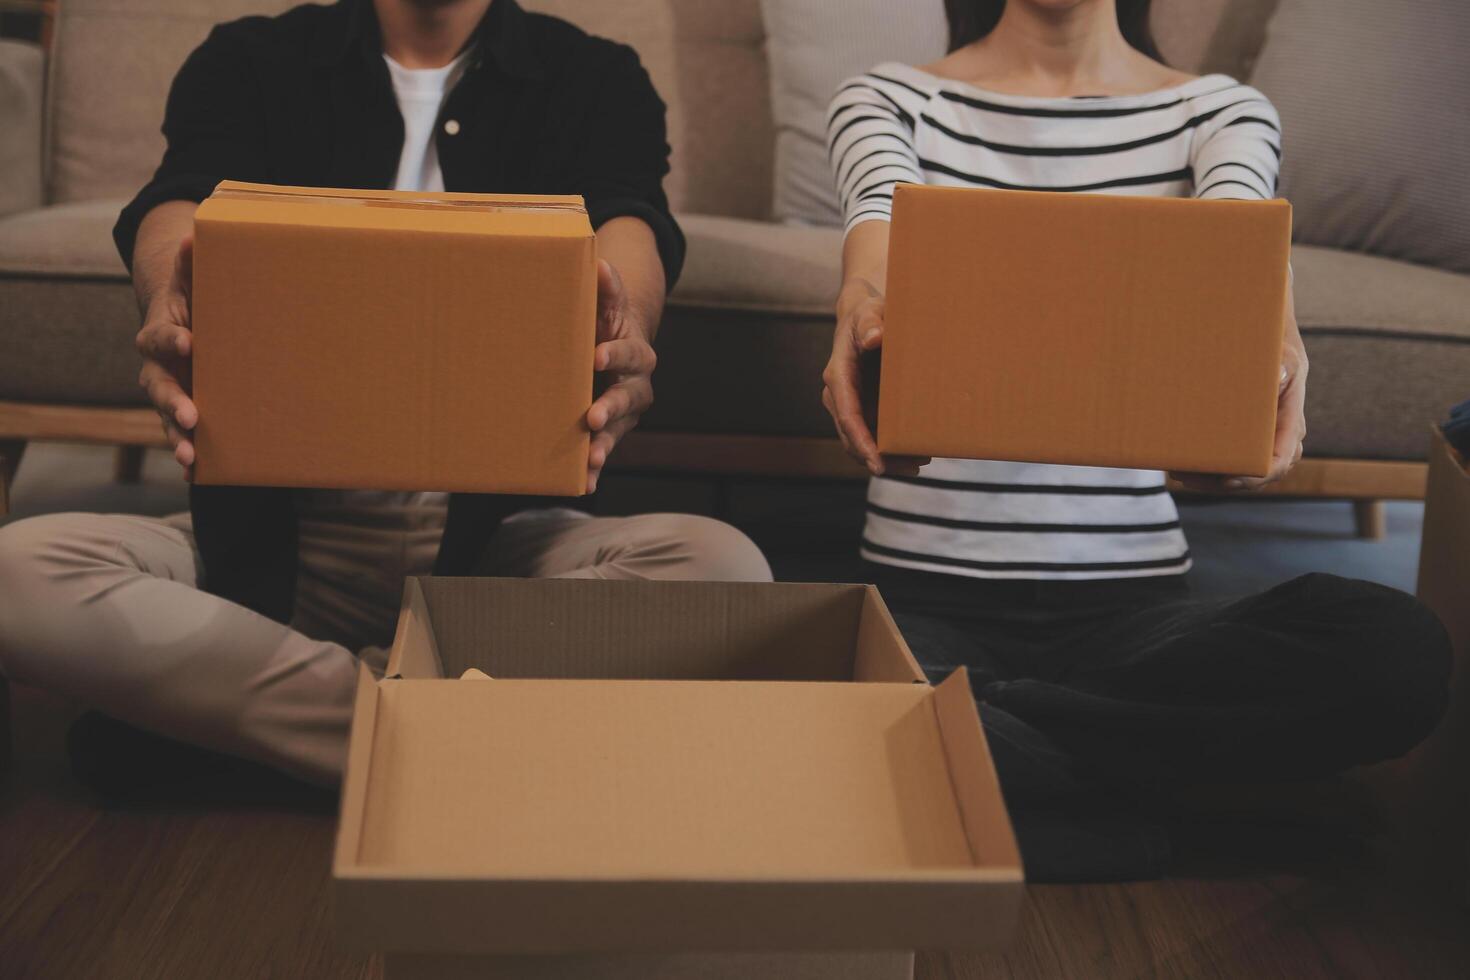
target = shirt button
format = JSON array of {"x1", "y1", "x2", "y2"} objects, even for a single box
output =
[{"x1": 443, "y1": 119, "x2": 461, "y2": 136}]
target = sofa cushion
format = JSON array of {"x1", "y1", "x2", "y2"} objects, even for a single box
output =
[
  {"x1": 0, "y1": 40, "x2": 44, "y2": 219},
  {"x1": 671, "y1": 213, "x2": 841, "y2": 316},
  {"x1": 0, "y1": 276, "x2": 144, "y2": 405},
  {"x1": 0, "y1": 200, "x2": 128, "y2": 278},
  {"x1": 0, "y1": 200, "x2": 143, "y2": 405},
  {"x1": 46, "y1": 0, "x2": 295, "y2": 205},
  {"x1": 1250, "y1": 0, "x2": 1470, "y2": 275},
  {"x1": 1292, "y1": 246, "x2": 1470, "y2": 460},
  {"x1": 758, "y1": 0, "x2": 947, "y2": 227},
  {"x1": 642, "y1": 304, "x2": 835, "y2": 438}
]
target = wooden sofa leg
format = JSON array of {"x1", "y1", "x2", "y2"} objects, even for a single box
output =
[
  {"x1": 1354, "y1": 499, "x2": 1387, "y2": 540},
  {"x1": 114, "y1": 445, "x2": 146, "y2": 484},
  {"x1": 0, "y1": 438, "x2": 26, "y2": 518}
]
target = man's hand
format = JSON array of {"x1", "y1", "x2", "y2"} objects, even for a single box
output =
[
  {"x1": 586, "y1": 258, "x2": 656, "y2": 493},
  {"x1": 135, "y1": 234, "x2": 199, "y2": 480},
  {"x1": 822, "y1": 280, "x2": 929, "y2": 478}
]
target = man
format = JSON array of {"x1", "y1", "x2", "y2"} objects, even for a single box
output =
[{"x1": 0, "y1": 0, "x2": 770, "y2": 791}]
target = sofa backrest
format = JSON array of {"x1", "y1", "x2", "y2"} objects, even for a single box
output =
[
  {"x1": 45, "y1": 0, "x2": 296, "y2": 206},
  {"x1": 522, "y1": 0, "x2": 773, "y2": 219},
  {"x1": 45, "y1": 0, "x2": 1276, "y2": 216},
  {"x1": 1155, "y1": 0, "x2": 1281, "y2": 83},
  {"x1": 0, "y1": 39, "x2": 45, "y2": 217}
]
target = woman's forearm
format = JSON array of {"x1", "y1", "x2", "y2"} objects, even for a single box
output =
[{"x1": 837, "y1": 220, "x2": 891, "y2": 321}]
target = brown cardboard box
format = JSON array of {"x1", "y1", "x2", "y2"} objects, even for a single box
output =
[
  {"x1": 334, "y1": 578, "x2": 1024, "y2": 980},
  {"x1": 192, "y1": 181, "x2": 596, "y2": 495},
  {"x1": 878, "y1": 185, "x2": 1292, "y2": 475},
  {"x1": 1379, "y1": 426, "x2": 1470, "y2": 890}
]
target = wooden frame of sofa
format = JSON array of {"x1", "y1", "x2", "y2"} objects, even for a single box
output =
[{"x1": 0, "y1": 401, "x2": 1427, "y2": 538}]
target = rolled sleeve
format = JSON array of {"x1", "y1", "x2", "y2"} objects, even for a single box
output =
[
  {"x1": 573, "y1": 43, "x2": 685, "y2": 290},
  {"x1": 1189, "y1": 85, "x2": 1282, "y2": 202},
  {"x1": 827, "y1": 76, "x2": 925, "y2": 236},
  {"x1": 586, "y1": 197, "x2": 684, "y2": 289}
]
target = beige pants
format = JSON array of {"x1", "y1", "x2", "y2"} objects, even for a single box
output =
[{"x1": 0, "y1": 503, "x2": 770, "y2": 785}]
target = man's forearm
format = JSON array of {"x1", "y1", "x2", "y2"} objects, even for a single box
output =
[
  {"x1": 131, "y1": 201, "x2": 199, "y2": 315},
  {"x1": 595, "y1": 216, "x2": 665, "y2": 342}
]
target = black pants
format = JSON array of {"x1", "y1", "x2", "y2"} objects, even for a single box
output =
[{"x1": 868, "y1": 565, "x2": 1453, "y2": 881}]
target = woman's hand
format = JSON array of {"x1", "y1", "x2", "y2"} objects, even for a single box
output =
[
  {"x1": 822, "y1": 278, "x2": 930, "y2": 477},
  {"x1": 1172, "y1": 294, "x2": 1308, "y2": 493},
  {"x1": 135, "y1": 234, "x2": 198, "y2": 480}
]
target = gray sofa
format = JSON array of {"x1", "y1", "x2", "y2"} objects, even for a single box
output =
[{"x1": 2, "y1": 0, "x2": 1467, "y2": 534}]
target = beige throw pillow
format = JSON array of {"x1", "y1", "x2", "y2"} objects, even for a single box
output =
[
  {"x1": 760, "y1": 0, "x2": 947, "y2": 226},
  {"x1": 1250, "y1": 0, "x2": 1470, "y2": 273}
]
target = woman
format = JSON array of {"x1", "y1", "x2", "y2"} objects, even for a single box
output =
[{"x1": 822, "y1": 0, "x2": 1450, "y2": 880}]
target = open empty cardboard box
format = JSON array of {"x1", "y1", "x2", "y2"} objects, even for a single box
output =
[
  {"x1": 878, "y1": 184, "x2": 1293, "y2": 476},
  {"x1": 192, "y1": 181, "x2": 596, "y2": 495},
  {"x1": 334, "y1": 578, "x2": 1023, "y2": 980}
]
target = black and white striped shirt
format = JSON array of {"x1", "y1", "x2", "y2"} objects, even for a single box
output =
[{"x1": 829, "y1": 64, "x2": 1282, "y2": 580}]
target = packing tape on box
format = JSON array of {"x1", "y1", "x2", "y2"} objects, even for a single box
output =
[{"x1": 212, "y1": 186, "x2": 585, "y2": 215}]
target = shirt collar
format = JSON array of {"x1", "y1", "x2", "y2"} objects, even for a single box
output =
[{"x1": 314, "y1": 0, "x2": 544, "y2": 80}]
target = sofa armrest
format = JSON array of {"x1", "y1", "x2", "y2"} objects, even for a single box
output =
[
  {"x1": 0, "y1": 39, "x2": 45, "y2": 217},
  {"x1": 671, "y1": 213, "x2": 843, "y2": 317}
]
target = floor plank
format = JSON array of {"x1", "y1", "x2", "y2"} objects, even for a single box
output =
[{"x1": 4, "y1": 684, "x2": 1468, "y2": 979}]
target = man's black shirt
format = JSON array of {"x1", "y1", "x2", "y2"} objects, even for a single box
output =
[
  {"x1": 115, "y1": 0, "x2": 684, "y2": 622},
  {"x1": 113, "y1": 0, "x2": 684, "y2": 284}
]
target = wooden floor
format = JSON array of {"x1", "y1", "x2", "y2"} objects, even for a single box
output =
[{"x1": 3, "y1": 684, "x2": 1467, "y2": 980}]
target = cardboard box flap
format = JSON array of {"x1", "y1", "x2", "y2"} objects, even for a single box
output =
[
  {"x1": 931, "y1": 671, "x2": 1022, "y2": 871},
  {"x1": 409, "y1": 578, "x2": 925, "y2": 684},
  {"x1": 211, "y1": 180, "x2": 587, "y2": 215},
  {"x1": 333, "y1": 662, "x2": 384, "y2": 877},
  {"x1": 854, "y1": 588, "x2": 927, "y2": 684},
  {"x1": 385, "y1": 578, "x2": 445, "y2": 680},
  {"x1": 351, "y1": 680, "x2": 970, "y2": 876},
  {"x1": 336, "y1": 677, "x2": 1021, "y2": 954}
]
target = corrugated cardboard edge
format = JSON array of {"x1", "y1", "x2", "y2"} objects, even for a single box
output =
[
  {"x1": 334, "y1": 661, "x2": 383, "y2": 884},
  {"x1": 872, "y1": 441, "x2": 1275, "y2": 478},
  {"x1": 336, "y1": 578, "x2": 444, "y2": 930},
  {"x1": 855, "y1": 587, "x2": 927, "y2": 684},
  {"x1": 875, "y1": 184, "x2": 918, "y2": 457},
  {"x1": 385, "y1": 578, "x2": 446, "y2": 680},
  {"x1": 564, "y1": 231, "x2": 600, "y2": 497},
  {"x1": 930, "y1": 670, "x2": 1025, "y2": 885},
  {"x1": 1246, "y1": 223, "x2": 1294, "y2": 478},
  {"x1": 210, "y1": 179, "x2": 587, "y2": 210},
  {"x1": 1400, "y1": 423, "x2": 1470, "y2": 865}
]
